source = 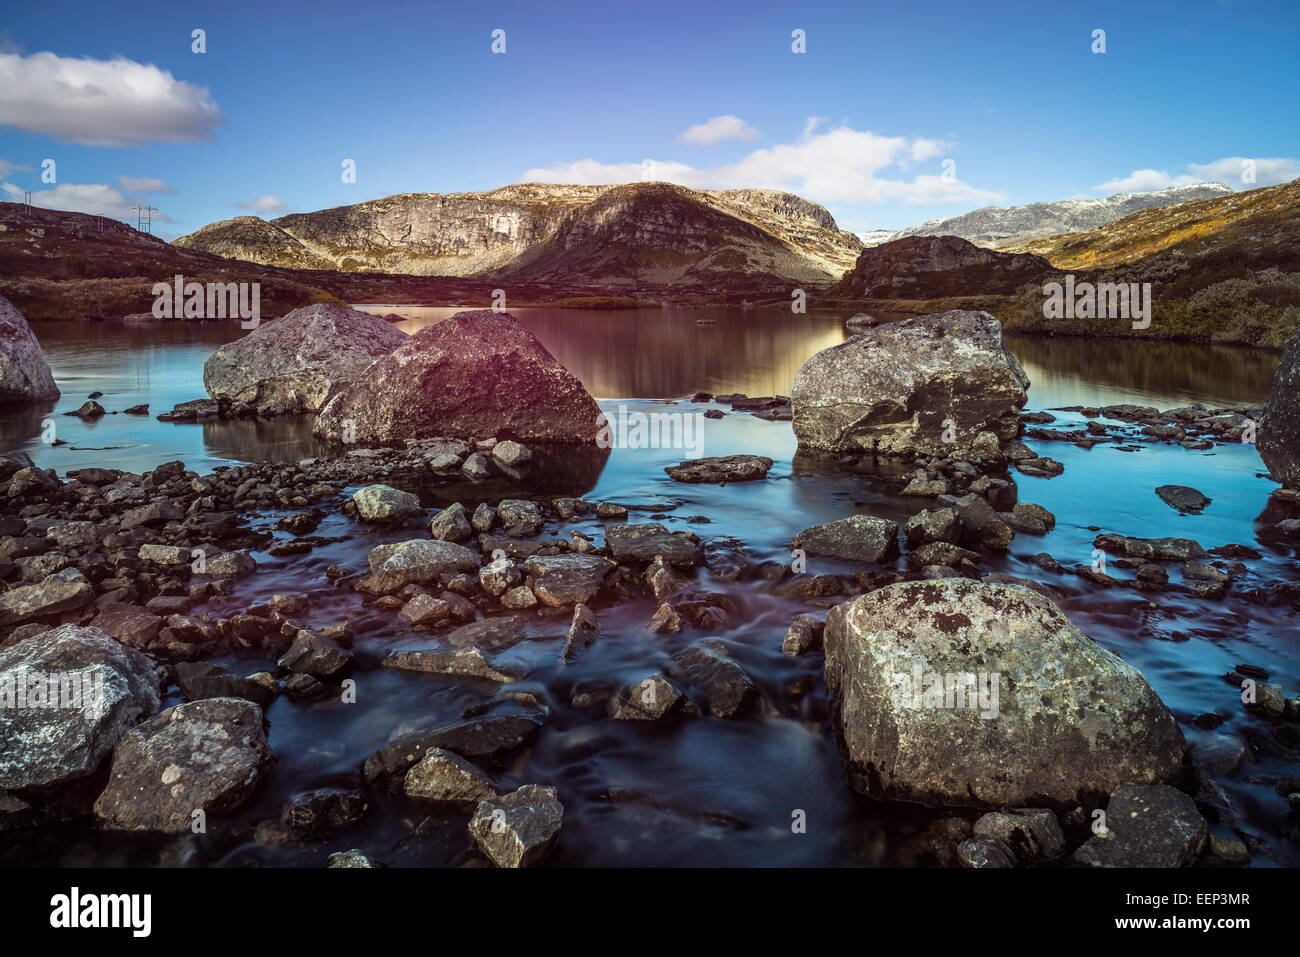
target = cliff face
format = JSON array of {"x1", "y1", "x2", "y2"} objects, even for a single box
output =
[
  {"x1": 175, "y1": 182, "x2": 864, "y2": 286},
  {"x1": 830, "y1": 235, "x2": 1054, "y2": 300},
  {"x1": 896, "y1": 183, "x2": 1235, "y2": 246}
]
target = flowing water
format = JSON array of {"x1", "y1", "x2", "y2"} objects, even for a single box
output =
[{"x1": 3, "y1": 307, "x2": 1295, "y2": 867}]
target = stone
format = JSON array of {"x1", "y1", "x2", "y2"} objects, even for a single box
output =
[
  {"x1": 522, "y1": 554, "x2": 615, "y2": 606},
  {"x1": 0, "y1": 568, "x2": 94, "y2": 626},
  {"x1": 667, "y1": 641, "x2": 758, "y2": 718},
  {"x1": 664, "y1": 455, "x2": 774, "y2": 483},
  {"x1": 90, "y1": 603, "x2": 162, "y2": 648},
  {"x1": 280, "y1": 789, "x2": 368, "y2": 841},
  {"x1": 93, "y1": 697, "x2": 273, "y2": 833},
  {"x1": 1073, "y1": 784, "x2": 1208, "y2": 868},
  {"x1": 792, "y1": 310, "x2": 1028, "y2": 456},
  {"x1": 957, "y1": 834, "x2": 1017, "y2": 868},
  {"x1": 1258, "y1": 327, "x2": 1300, "y2": 489},
  {"x1": 1156, "y1": 485, "x2": 1211, "y2": 514},
  {"x1": 461, "y1": 453, "x2": 490, "y2": 481},
  {"x1": 782, "y1": 615, "x2": 825, "y2": 657},
  {"x1": 403, "y1": 748, "x2": 499, "y2": 807},
  {"x1": 278, "y1": 630, "x2": 351, "y2": 680},
  {"x1": 823, "y1": 579, "x2": 1191, "y2": 808},
  {"x1": 203, "y1": 303, "x2": 407, "y2": 413},
  {"x1": 792, "y1": 514, "x2": 899, "y2": 563},
  {"x1": 352, "y1": 484, "x2": 422, "y2": 522},
  {"x1": 563, "y1": 603, "x2": 599, "y2": 658},
  {"x1": 607, "y1": 674, "x2": 690, "y2": 720},
  {"x1": 468, "y1": 785, "x2": 563, "y2": 868},
  {"x1": 491, "y1": 440, "x2": 532, "y2": 467},
  {"x1": 605, "y1": 523, "x2": 699, "y2": 566},
  {"x1": 365, "y1": 539, "x2": 479, "y2": 593},
  {"x1": 428, "y1": 502, "x2": 472, "y2": 542},
  {"x1": 382, "y1": 647, "x2": 524, "y2": 683},
  {"x1": 497, "y1": 499, "x2": 543, "y2": 537},
  {"x1": 364, "y1": 711, "x2": 547, "y2": 788},
  {"x1": 315, "y1": 310, "x2": 605, "y2": 445},
  {"x1": 398, "y1": 593, "x2": 451, "y2": 627},
  {"x1": 903, "y1": 508, "x2": 960, "y2": 546},
  {"x1": 0, "y1": 624, "x2": 160, "y2": 790},
  {"x1": 972, "y1": 809, "x2": 1066, "y2": 862},
  {"x1": 0, "y1": 294, "x2": 59, "y2": 403},
  {"x1": 175, "y1": 661, "x2": 277, "y2": 708}
]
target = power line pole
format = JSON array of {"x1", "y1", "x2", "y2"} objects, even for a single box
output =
[{"x1": 131, "y1": 204, "x2": 158, "y2": 233}]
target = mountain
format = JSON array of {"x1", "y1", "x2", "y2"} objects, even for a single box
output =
[
  {"x1": 175, "y1": 182, "x2": 864, "y2": 287},
  {"x1": 830, "y1": 235, "x2": 1054, "y2": 300},
  {"x1": 893, "y1": 183, "x2": 1235, "y2": 247}
]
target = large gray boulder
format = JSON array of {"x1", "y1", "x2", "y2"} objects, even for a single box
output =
[
  {"x1": 363, "y1": 539, "x2": 479, "y2": 594},
  {"x1": 791, "y1": 310, "x2": 1028, "y2": 456},
  {"x1": 203, "y1": 303, "x2": 407, "y2": 413},
  {"x1": 822, "y1": 579, "x2": 1189, "y2": 809},
  {"x1": 0, "y1": 624, "x2": 160, "y2": 791},
  {"x1": 314, "y1": 310, "x2": 603, "y2": 445},
  {"x1": 0, "y1": 295, "x2": 59, "y2": 403},
  {"x1": 93, "y1": 697, "x2": 273, "y2": 833},
  {"x1": 1259, "y1": 327, "x2": 1300, "y2": 489}
]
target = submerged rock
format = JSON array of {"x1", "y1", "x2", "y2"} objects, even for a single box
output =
[
  {"x1": 203, "y1": 303, "x2": 407, "y2": 414},
  {"x1": 93, "y1": 697, "x2": 273, "y2": 833},
  {"x1": 1155, "y1": 485, "x2": 1211, "y2": 514},
  {"x1": 314, "y1": 310, "x2": 604, "y2": 445},
  {"x1": 0, "y1": 624, "x2": 160, "y2": 791},
  {"x1": 822, "y1": 579, "x2": 1190, "y2": 808},
  {"x1": 664, "y1": 455, "x2": 774, "y2": 483},
  {"x1": 791, "y1": 310, "x2": 1028, "y2": 456},
  {"x1": 0, "y1": 295, "x2": 59, "y2": 403}
]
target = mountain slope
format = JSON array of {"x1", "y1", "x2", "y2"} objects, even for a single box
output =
[
  {"x1": 895, "y1": 183, "x2": 1234, "y2": 246},
  {"x1": 175, "y1": 182, "x2": 863, "y2": 286},
  {"x1": 830, "y1": 235, "x2": 1053, "y2": 299}
]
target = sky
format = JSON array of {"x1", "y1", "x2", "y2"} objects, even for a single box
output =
[{"x1": 0, "y1": 0, "x2": 1297, "y2": 241}]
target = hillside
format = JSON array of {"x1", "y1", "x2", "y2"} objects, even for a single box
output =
[{"x1": 175, "y1": 182, "x2": 864, "y2": 287}]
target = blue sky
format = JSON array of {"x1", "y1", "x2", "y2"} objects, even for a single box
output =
[{"x1": 1, "y1": 0, "x2": 1297, "y2": 240}]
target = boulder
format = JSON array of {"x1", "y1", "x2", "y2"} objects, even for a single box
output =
[
  {"x1": 1259, "y1": 327, "x2": 1300, "y2": 489},
  {"x1": 664, "y1": 455, "x2": 774, "y2": 483},
  {"x1": 822, "y1": 579, "x2": 1190, "y2": 808},
  {"x1": 93, "y1": 697, "x2": 273, "y2": 833},
  {"x1": 314, "y1": 310, "x2": 604, "y2": 445},
  {"x1": 791, "y1": 310, "x2": 1029, "y2": 456},
  {"x1": 403, "y1": 748, "x2": 500, "y2": 807},
  {"x1": 0, "y1": 295, "x2": 59, "y2": 403},
  {"x1": 605, "y1": 523, "x2": 699, "y2": 566},
  {"x1": 0, "y1": 624, "x2": 160, "y2": 790},
  {"x1": 202, "y1": 303, "x2": 407, "y2": 413},
  {"x1": 522, "y1": 554, "x2": 615, "y2": 606},
  {"x1": 1155, "y1": 485, "x2": 1211, "y2": 514},
  {"x1": 0, "y1": 568, "x2": 94, "y2": 626}
]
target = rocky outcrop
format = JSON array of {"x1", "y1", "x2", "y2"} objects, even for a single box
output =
[
  {"x1": 792, "y1": 310, "x2": 1029, "y2": 455},
  {"x1": 822, "y1": 579, "x2": 1190, "y2": 809},
  {"x1": 829, "y1": 236, "x2": 1052, "y2": 300},
  {"x1": 203, "y1": 303, "x2": 407, "y2": 414},
  {"x1": 0, "y1": 295, "x2": 59, "y2": 403},
  {"x1": 0, "y1": 624, "x2": 160, "y2": 791},
  {"x1": 314, "y1": 310, "x2": 604, "y2": 445},
  {"x1": 1259, "y1": 327, "x2": 1300, "y2": 489}
]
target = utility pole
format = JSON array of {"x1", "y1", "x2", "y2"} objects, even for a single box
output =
[
  {"x1": 132, "y1": 204, "x2": 158, "y2": 233},
  {"x1": 23, "y1": 191, "x2": 31, "y2": 213}
]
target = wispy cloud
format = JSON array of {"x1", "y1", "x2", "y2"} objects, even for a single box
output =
[
  {"x1": 117, "y1": 176, "x2": 176, "y2": 194},
  {"x1": 0, "y1": 51, "x2": 223, "y2": 147},
  {"x1": 0, "y1": 157, "x2": 32, "y2": 177},
  {"x1": 520, "y1": 121, "x2": 1002, "y2": 207},
  {"x1": 1096, "y1": 156, "x2": 1300, "y2": 193},
  {"x1": 234, "y1": 194, "x2": 287, "y2": 214},
  {"x1": 1, "y1": 181, "x2": 173, "y2": 221},
  {"x1": 678, "y1": 115, "x2": 759, "y2": 146}
]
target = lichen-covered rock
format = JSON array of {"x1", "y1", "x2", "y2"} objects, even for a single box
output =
[
  {"x1": 364, "y1": 539, "x2": 478, "y2": 594},
  {"x1": 792, "y1": 310, "x2": 1029, "y2": 456},
  {"x1": 0, "y1": 295, "x2": 59, "y2": 403},
  {"x1": 0, "y1": 624, "x2": 160, "y2": 790},
  {"x1": 93, "y1": 697, "x2": 273, "y2": 833},
  {"x1": 522, "y1": 554, "x2": 615, "y2": 606},
  {"x1": 0, "y1": 568, "x2": 94, "y2": 626},
  {"x1": 314, "y1": 310, "x2": 604, "y2": 445},
  {"x1": 822, "y1": 579, "x2": 1190, "y2": 808},
  {"x1": 792, "y1": 514, "x2": 899, "y2": 563},
  {"x1": 1073, "y1": 784, "x2": 1208, "y2": 867},
  {"x1": 468, "y1": 784, "x2": 563, "y2": 868},
  {"x1": 203, "y1": 303, "x2": 407, "y2": 413},
  {"x1": 351, "y1": 484, "x2": 421, "y2": 522}
]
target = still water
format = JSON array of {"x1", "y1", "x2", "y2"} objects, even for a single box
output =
[{"x1": 3, "y1": 308, "x2": 1295, "y2": 868}]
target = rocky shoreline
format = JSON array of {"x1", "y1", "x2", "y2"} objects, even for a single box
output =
[{"x1": 2, "y1": 298, "x2": 1299, "y2": 868}]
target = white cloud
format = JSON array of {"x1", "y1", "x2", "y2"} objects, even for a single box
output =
[
  {"x1": 117, "y1": 176, "x2": 176, "y2": 194},
  {"x1": 0, "y1": 157, "x2": 32, "y2": 177},
  {"x1": 0, "y1": 51, "x2": 223, "y2": 147},
  {"x1": 520, "y1": 123, "x2": 1002, "y2": 207},
  {"x1": 1, "y1": 181, "x2": 173, "y2": 221},
  {"x1": 234, "y1": 194, "x2": 287, "y2": 213},
  {"x1": 1096, "y1": 156, "x2": 1300, "y2": 193},
  {"x1": 678, "y1": 115, "x2": 759, "y2": 147}
]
